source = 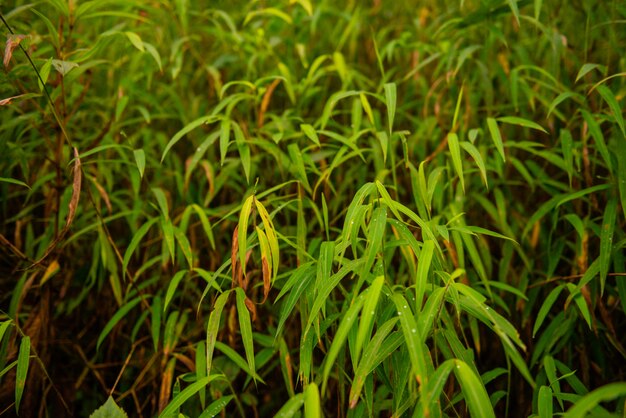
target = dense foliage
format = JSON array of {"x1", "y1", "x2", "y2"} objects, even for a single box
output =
[{"x1": 1, "y1": 0, "x2": 625, "y2": 417}]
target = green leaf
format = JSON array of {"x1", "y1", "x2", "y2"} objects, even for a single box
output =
[
  {"x1": 188, "y1": 204, "x2": 215, "y2": 250},
  {"x1": 151, "y1": 296, "x2": 162, "y2": 352},
  {"x1": 52, "y1": 60, "x2": 78, "y2": 76},
  {"x1": 15, "y1": 336, "x2": 30, "y2": 413},
  {"x1": 560, "y1": 129, "x2": 574, "y2": 186},
  {"x1": 599, "y1": 197, "x2": 617, "y2": 292},
  {"x1": 596, "y1": 85, "x2": 625, "y2": 138},
  {"x1": 304, "y1": 382, "x2": 322, "y2": 418},
  {"x1": 30, "y1": 9, "x2": 59, "y2": 49},
  {"x1": 350, "y1": 317, "x2": 398, "y2": 408},
  {"x1": 220, "y1": 118, "x2": 231, "y2": 166},
  {"x1": 619, "y1": 138, "x2": 626, "y2": 222},
  {"x1": 163, "y1": 270, "x2": 188, "y2": 313},
  {"x1": 0, "y1": 177, "x2": 30, "y2": 189},
  {"x1": 581, "y1": 110, "x2": 612, "y2": 171},
  {"x1": 460, "y1": 141, "x2": 488, "y2": 187},
  {"x1": 300, "y1": 124, "x2": 320, "y2": 147},
  {"x1": 38, "y1": 58, "x2": 53, "y2": 92},
  {"x1": 487, "y1": 118, "x2": 505, "y2": 162},
  {"x1": 0, "y1": 320, "x2": 12, "y2": 344},
  {"x1": 161, "y1": 218, "x2": 176, "y2": 263},
  {"x1": 360, "y1": 93, "x2": 374, "y2": 125},
  {"x1": 238, "y1": 195, "x2": 255, "y2": 276},
  {"x1": 125, "y1": 31, "x2": 144, "y2": 52},
  {"x1": 392, "y1": 293, "x2": 427, "y2": 385},
  {"x1": 384, "y1": 82, "x2": 397, "y2": 133},
  {"x1": 274, "y1": 393, "x2": 305, "y2": 418},
  {"x1": 556, "y1": 184, "x2": 611, "y2": 208},
  {"x1": 547, "y1": 92, "x2": 580, "y2": 119},
  {"x1": 161, "y1": 116, "x2": 217, "y2": 162},
  {"x1": 198, "y1": 395, "x2": 234, "y2": 418},
  {"x1": 376, "y1": 131, "x2": 389, "y2": 163},
  {"x1": 255, "y1": 197, "x2": 280, "y2": 281},
  {"x1": 152, "y1": 187, "x2": 169, "y2": 219},
  {"x1": 174, "y1": 227, "x2": 194, "y2": 268},
  {"x1": 362, "y1": 206, "x2": 387, "y2": 277},
  {"x1": 244, "y1": 8, "x2": 293, "y2": 25},
  {"x1": 288, "y1": 143, "x2": 311, "y2": 191},
  {"x1": 275, "y1": 264, "x2": 315, "y2": 337},
  {"x1": 133, "y1": 149, "x2": 145, "y2": 178},
  {"x1": 563, "y1": 383, "x2": 626, "y2": 418},
  {"x1": 415, "y1": 359, "x2": 455, "y2": 417},
  {"x1": 355, "y1": 275, "x2": 385, "y2": 363},
  {"x1": 89, "y1": 396, "x2": 129, "y2": 418},
  {"x1": 143, "y1": 42, "x2": 162, "y2": 71},
  {"x1": 159, "y1": 376, "x2": 222, "y2": 418},
  {"x1": 453, "y1": 360, "x2": 496, "y2": 418},
  {"x1": 464, "y1": 226, "x2": 517, "y2": 243},
  {"x1": 0, "y1": 361, "x2": 17, "y2": 380},
  {"x1": 97, "y1": 297, "x2": 142, "y2": 350},
  {"x1": 497, "y1": 116, "x2": 548, "y2": 133},
  {"x1": 538, "y1": 386, "x2": 553, "y2": 418},
  {"x1": 122, "y1": 217, "x2": 158, "y2": 278},
  {"x1": 233, "y1": 122, "x2": 251, "y2": 183},
  {"x1": 214, "y1": 341, "x2": 264, "y2": 382},
  {"x1": 206, "y1": 290, "x2": 231, "y2": 376},
  {"x1": 415, "y1": 240, "x2": 435, "y2": 313},
  {"x1": 506, "y1": 0, "x2": 520, "y2": 24},
  {"x1": 321, "y1": 292, "x2": 366, "y2": 393},
  {"x1": 235, "y1": 288, "x2": 256, "y2": 381},
  {"x1": 305, "y1": 259, "x2": 363, "y2": 337},
  {"x1": 565, "y1": 284, "x2": 592, "y2": 330},
  {"x1": 447, "y1": 133, "x2": 465, "y2": 192},
  {"x1": 575, "y1": 63, "x2": 603, "y2": 82}
]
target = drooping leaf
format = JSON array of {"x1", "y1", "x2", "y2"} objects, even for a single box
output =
[
  {"x1": 237, "y1": 195, "x2": 255, "y2": 276},
  {"x1": 235, "y1": 288, "x2": 256, "y2": 380},
  {"x1": 487, "y1": 117, "x2": 505, "y2": 162},
  {"x1": 15, "y1": 336, "x2": 30, "y2": 413},
  {"x1": 599, "y1": 197, "x2": 617, "y2": 292},
  {"x1": 97, "y1": 298, "x2": 142, "y2": 350},
  {"x1": 158, "y1": 376, "x2": 222, "y2": 418},
  {"x1": 453, "y1": 360, "x2": 496, "y2": 418},
  {"x1": 206, "y1": 290, "x2": 231, "y2": 376}
]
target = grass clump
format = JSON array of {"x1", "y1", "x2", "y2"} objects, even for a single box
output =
[{"x1": 1, "y1": 0, "x2": 625, "y2": 417}]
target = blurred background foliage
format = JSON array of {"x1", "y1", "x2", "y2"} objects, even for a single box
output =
[{"x1": 1, "y1": 0, "x2": 625, "y2": 416}]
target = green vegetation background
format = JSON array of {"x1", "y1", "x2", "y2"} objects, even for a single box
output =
[{"x1": 1, "y1": 0, "x2": 625, "y2": 417}]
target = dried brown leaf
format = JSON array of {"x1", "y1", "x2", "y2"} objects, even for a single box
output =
[
  {"x1": 244, "y1": 296, "x2": 257, "y2": 322},
  {"x1": 4, "y1": 34, "x2": 27, "y2": 68},
  {"x1": 158, "y1": 359, "x2": 175, "y2": 413},
  {"x1": 66, "y1": 147, "x2": 82, "y2": 228},
  {"x1": 89, "y1": 175, "x2": 112, "y2": 213},
  {"x1": 0, "y1": 94, "x2": 28, "y2": 106},
  {"x1": 257, "y1": 78, "x2": 281, "y2": 128},
  {"x1": 27, "y1": 148, "x2": 82, "y2": 268},
  {"x1": 231, "y1": 226, "x2": 239, "y2": 287},
  {"x1": 261, "y1": 256, "x2": 271, "y2": 303}
]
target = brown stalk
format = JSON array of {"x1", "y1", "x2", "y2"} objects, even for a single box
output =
[{"x1": 257, "y1": 78, "x2": 281, "y2": 128}]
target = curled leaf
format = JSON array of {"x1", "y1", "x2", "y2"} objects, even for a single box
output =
[{"x1": 4, "y1": 34, "x2": 27, "y2": 68}]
